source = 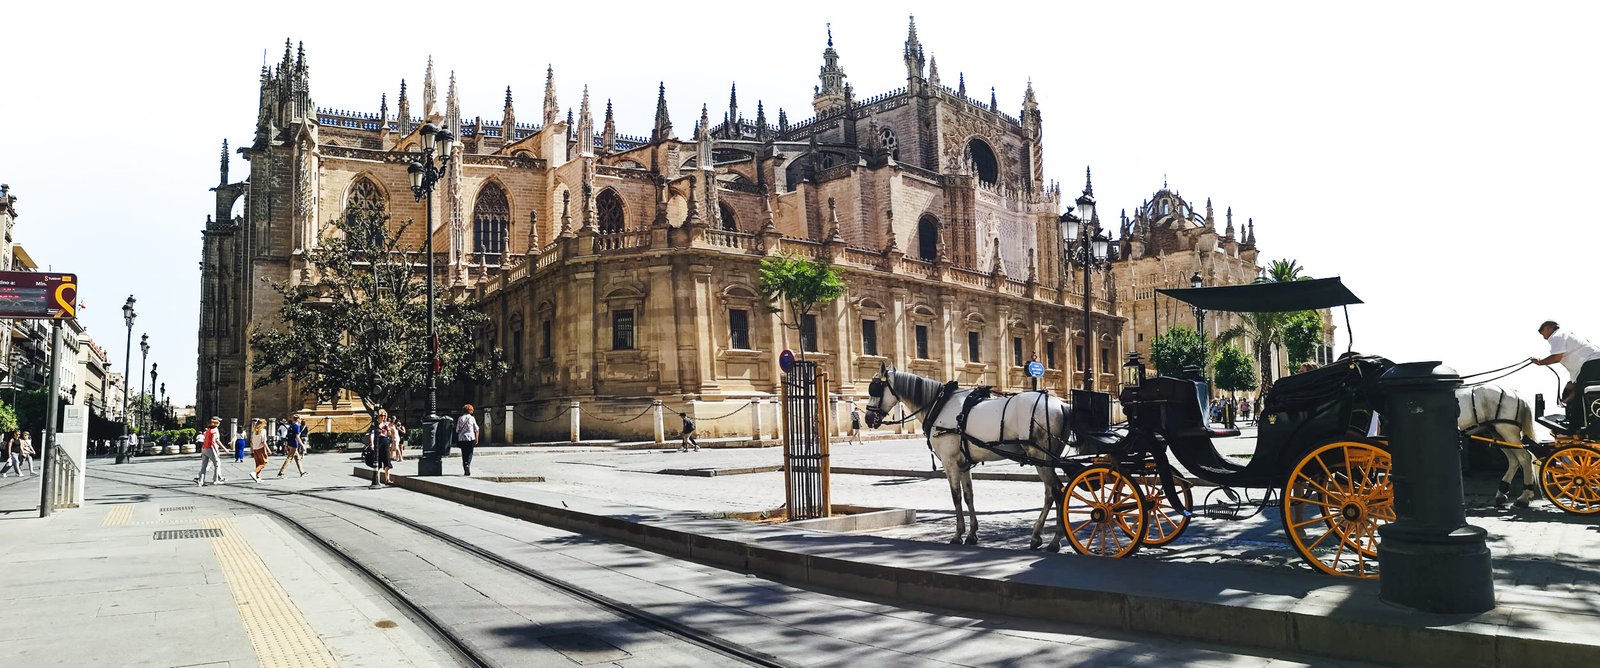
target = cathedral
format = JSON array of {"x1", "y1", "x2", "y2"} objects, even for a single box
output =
[{"x1": 197, "y1": 20, "x2": 1317, "y2": 441}]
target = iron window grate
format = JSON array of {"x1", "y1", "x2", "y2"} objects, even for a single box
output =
[{"x1": 153, "y1": 529, "x2": 222, "y2": 540}]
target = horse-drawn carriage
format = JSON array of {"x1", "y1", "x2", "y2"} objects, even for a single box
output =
[
  {"x1": 1533, "y1": 376, "x2": 1600, "y2": 515},
  {"x1": 866, "y1": 277, "x2": 1398, "y2": 578}
]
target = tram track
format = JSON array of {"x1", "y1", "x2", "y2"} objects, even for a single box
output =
[{"x1": 90, "y1": 467, "x2": 791, "y2": 668}]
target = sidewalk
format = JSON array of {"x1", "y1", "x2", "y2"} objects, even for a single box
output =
[{"x1": 0, "y1": 471, "x2": 451, "y2": 667}]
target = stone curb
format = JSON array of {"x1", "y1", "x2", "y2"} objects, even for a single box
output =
[{"x1": 352, "y1": 467, "x2": 1600, "y2": 667}]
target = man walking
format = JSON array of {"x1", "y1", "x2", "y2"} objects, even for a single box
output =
[
  {"x1": 455, "y1": 404, "x2": 479, "y2": 476},
  {"x1": 195, "y1": 417, "x2": 226, "y2": 486},
  {"x1": 0, "y1": 431, "x2": 17, "y2": 477},
  {"x1": 1532, "y1": 320, "x2": 1600, "y2": 427},
  {"x1": 679, "y1": 412, "x2": 700, "y2": 452},
  {"x1": 276, "y1": 415, "x2": 306, "y2": 478}
]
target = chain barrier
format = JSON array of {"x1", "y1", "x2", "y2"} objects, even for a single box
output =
[
  {"x1": 512, "y1": 405, "x2": 570, "y2": 424},
  {"x1": 582, "y1": 404, "x2": 657, "y2": 425}
]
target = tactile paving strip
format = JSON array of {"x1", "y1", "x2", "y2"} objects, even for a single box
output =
[
  {"x1": 203, "y1": 517, "x2": 338, "y2": 667},
  {"x1": 101, "y1": 504, "x2": 134, "y2": 527}
]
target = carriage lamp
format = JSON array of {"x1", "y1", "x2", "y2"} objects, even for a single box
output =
[{"x1": 1121, "y1": 352, "x2": 1146, "y2": 391}]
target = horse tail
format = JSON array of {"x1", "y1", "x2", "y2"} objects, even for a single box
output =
[{"x1": 1517, "y1": 390, "x2": 1537, "y2": 445}]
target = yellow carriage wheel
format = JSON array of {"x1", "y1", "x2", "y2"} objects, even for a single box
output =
[
  {"x1": 1137, "y1": 476, "x2": 1193, "y2": 547},
  {"x1": 1282, "y1": 440, "x2": 1392, "y2": 578},
  {"x1": 1541, "y1": 446, "x2": 1600, "y2": 515},
  {"x1": 1060, "y1": 467, "x2": 1147, "y2": 558}
]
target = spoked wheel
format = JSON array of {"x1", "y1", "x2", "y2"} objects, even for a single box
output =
[
  {"x1": 1282, "y1": 440, "x2": 1392, "y2": 578},
  {"x1": 1541, "y1": 446, "x2": 1600, "y2": 515},
  {"x1": 1061, "y1": 466, "x2": 1147, "y2": 558},
  {"x1": 1136, "y1": 475, "x2": 1193, "y2": 547}
]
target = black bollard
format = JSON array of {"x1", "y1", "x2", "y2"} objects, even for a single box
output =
[
  {"x1": 416, "y1": 417, "x2": 449, "y2": 477},
  {"x1": 1376, "y1": 362, "x2": 1494, "y2": 613}
]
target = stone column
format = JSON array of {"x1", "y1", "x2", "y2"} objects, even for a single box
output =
[
  {"x1": 750, "y1": 398, "x2": 763, "y2": 441},
  {"x1": 504, "y1": 405, "x2": 514, "y2": 444},
  {"x1": 570, "y1": 400, "x2": 582, "y2": 443},
  {"x1": 482, "y1": 409, "x2": 494, "y2": 445},
  {"x1": 653, "y1": 400, "x2": 665, "y2": 445},
  {"x1": 323, "y1": 416, "x2": 333, "y2": 435}
]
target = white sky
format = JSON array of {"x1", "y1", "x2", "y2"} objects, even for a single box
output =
[{"x1": 2, "y1": 1, "x2": 1594, "y2": 411}]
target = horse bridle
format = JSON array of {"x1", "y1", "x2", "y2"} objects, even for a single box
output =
[{"x1": 866, "y1": 373, "x2": 933, "y2": 425}]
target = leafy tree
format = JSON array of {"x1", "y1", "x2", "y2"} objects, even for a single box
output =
[
  {"x1": 1221, "y1": 258, "x2": 1318, "y2": 392},
  {"x1": 250, "y1": 204, "x2": 507, "y2": 425},
  {"x1": 1150, "y1": 327, "x2": 1208, "y2": 378},
  {"x1": 1263, "y1": 258, "x2": 1306, "y2": 283},
  {"x1": 757, "y1": 253, "x2": 845, "y2": 359},
  {"x1": 0, "y1": 402, "x2": 16, "y2": 434},
  {"x1": 1283, "y1": 311, "x2": 1324, "y2": 368},
  {"x1": 1213, "y1": 345, "x2": 1259, "y2": 395}
]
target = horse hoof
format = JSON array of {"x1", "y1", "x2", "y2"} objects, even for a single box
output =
[
  {"x1": 964, "y1": 536, "x2": 979, "y2": 546},
  {"x1": 1493, "y1": 494, "x2": 1509, "y2": 507},
  {"x1": 1046, "y1": 543, "x2": 1061, "y2": 553},
  {"x1": 1028, "y1": 538, "x2": 1043, "y2": 550},
  {"x1": 948, "y1": 538, "x2": 963, "y2": 545}
]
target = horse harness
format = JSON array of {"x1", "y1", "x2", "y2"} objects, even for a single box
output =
[
  {"x1": 930, "y1": 386, "x2": 1067, "y2": 471},
  {"x1": 1464, "y1": 386, "x2": 1527, "y2": 447}
]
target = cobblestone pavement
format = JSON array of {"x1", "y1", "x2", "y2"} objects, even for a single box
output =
[{"x1": 425, "y1": 429, "x2": 1600, "y2": 600}]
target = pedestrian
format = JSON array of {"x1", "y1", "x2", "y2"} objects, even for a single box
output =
[
  {"x1": 275, "y1": 420, "x2": 289, "y2": 456},
  {"x1": 18, "y1": 431, "x2": 36, "y2": 475},
  {"x1": 679, "y1": 412, "x2": 699, "y2": 452},
  {"x1": 391, "y1": 417, "x2": 407, "y2": 464},
  {"x1": 0, "y1": 431, "x2": 18, "y2": 477},
  {"x1": 455, "y1": 404, "x2": 479, "y2": 476},
  {"x1": 848, "y1": 402, "x2": 864, "y2": 446},
  {"x1": 195, "y1": 417, "x2": 227, "y2": 486},
  {"x1": 234, "y1": 430, "x2": 246, "y2": 463},
  {"x1": 248, "y1": 418, "x2": 270, "y2": 482},
  {"x1": 276, "y1": 415, "x2": 306, "y2": 478},
  {"x1": 374, "y1": 409, "x2": 395, "y2": 485}
]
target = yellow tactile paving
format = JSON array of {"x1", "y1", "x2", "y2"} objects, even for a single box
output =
[
  {"x1": 203, "y1": 517, "x2": 338, "y2": 668},
  {"x1": 101, "y1": 504, "x2": 134, "y2": 527}
]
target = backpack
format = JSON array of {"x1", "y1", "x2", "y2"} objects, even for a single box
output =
[{"x1": 682, "y1": 417, "x2": 695, "y2": 433}]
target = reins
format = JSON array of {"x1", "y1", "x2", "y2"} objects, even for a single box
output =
[{"x1": 1459, "y1": 359, "x2": 1535, "y2": 388}]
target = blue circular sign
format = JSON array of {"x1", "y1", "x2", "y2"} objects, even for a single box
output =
[
  {"x1": 1026, "y1": 360, "x2": 1045, "y2": 378},
  {"x1": 779, "y1": 349, "x2": 796, "y2": 373}
]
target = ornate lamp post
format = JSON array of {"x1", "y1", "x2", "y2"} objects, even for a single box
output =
[
  {"x1": 1189, "y1": 272, "x2": 1207, "y2": 339},
  {"x1": 118, "y1": 296, "x2": 135, "y2": 463},
  {"x1": 1059, "y1": 176, "x2": 1113, "y2": 392},
  {"x1": 150, "y1": 363, "x2": 159, "y2": 434},
  {"x1": 138, "y1": 334, "x2": 148, "y2": 453},
  {"x1": 407, "y1": 122, "x2": 456, "y2": 477}
]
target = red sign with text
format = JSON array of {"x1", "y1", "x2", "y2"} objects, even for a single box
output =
[{"x1": 0, "y1": 271, "x2": 77, "y2": 319}]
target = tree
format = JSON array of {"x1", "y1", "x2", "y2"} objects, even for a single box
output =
[
  {"x1": 1150, "y1": 327, "x2": 1208, "y2": 378},
  {"x1": 757, "y1": 253, "x2": 845, "y2": 359},
  {"x1": 1263, "y1": 258, "x2": 1306, "y2": 283},
  {"x1": 1213, "y1": 344, "x2": 1259, "y2": 395},
  {"x1": 1283, "y1": 311, "x2": 1324, "y2": 368},
  {"x1": 250, "y1": 204, "x2": 507, "y2": 425},
  {"x1": 0, "y1": 402, "x2": 16, "y2": 434},
  {"x1": 1221, "y1": 258, "x2": 1317, "y2": 392}
]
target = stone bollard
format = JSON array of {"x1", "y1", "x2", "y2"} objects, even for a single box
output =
[
  {"x1": 653, "y1": 401, "x2": 665, "y2": 445},
  {"x1": 829, "y1": 396, "x2": 842, "y2": 437},
  {"x1": 267, "y1": 418, "x2": 277, "y2": 449},
  {"x1": 1376, "y1": 361, "x2": 1494, "y2": 613},
  {"x1": 324, "y1": 416, "x2": 333, "y2": 435},
  {"x1": 504, "y1": 405, "x2": 514, "y2": 444},
  {"x1": 482, "y1": 409, "x2": 494, "y2": 445},
  {"x1": 570, "y1": 401, "x2": 582, "y2": 443},
  {"x1": 229, "y1": 418, "x2": 240, "y2": 450},
  {"x1": 751, "y1": 398, "x2": 763, "y2": 442}
]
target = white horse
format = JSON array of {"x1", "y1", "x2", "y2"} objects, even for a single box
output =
[
  {"x1": 865, "y1": 367, "x2": 1074, "y2": 550},
  {"x1": 1457, "y1": 384, "x2": 1538, "y2": 507}
]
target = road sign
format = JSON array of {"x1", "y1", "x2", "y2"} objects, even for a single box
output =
[
  {"x1": 0, "y1": 271, "x2": 76, "y2": 319},
  {"x1": 778, "y1": 349, "x2": 796, "y2": 374},
  {"x1": 1026, "y1": 360, "x2": 1045, "y2": 378}
]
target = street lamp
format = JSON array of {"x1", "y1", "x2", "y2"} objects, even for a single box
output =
[
  {"x1": 138, "y1": 334, "x2": 148, "y2": 453},
  {"x1": 1060, "y1": 171, "x2": 1113, "y2": 392},
  {"x1": 118, "y1": 296, "x2": 135, "y2": 463},
  {"x1": 408, "y1": 121, "x2": 456, "y2": 477},
  {"x1": 150, "y1": 363, "x2": 159, "y2": 433}
]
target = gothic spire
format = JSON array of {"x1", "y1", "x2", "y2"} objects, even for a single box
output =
[
  {"x1": 1083, "y1": 166, "x2": 1094, "y2": 197},
  {"x1": 396, "y1": 80, "x2": 412, "y2": 135},
  {"x1": 651, "y1": 82, "x2": 674, "y2": 142},
  {"x1": 219, "y1": 139, "x2": 229, "y2": 186},
  {"x1": 928, "y1": 55, "x2": 941, "y2": 88},
  {"x1": 727, "y1": 83, "x2": 739, "y2": 138},
  {"x1": 1225, "y1": 206, "x2": 1236, "y2": 239},
  {"x1": 904, "y1": 15, "x2": 925, "y2": 82},
  {"x1": 542, "y1": 65, "x2": 559, "y2": 127},
  {"x1": 778, "y1": 108, "x2": 788, "y2": 132},
  {"x1": 697, "y1": 104, "x2": 711, "y2": 141},
  {"x1": 577, "y1": 85, "x2": 593, "y2": 154},
  {"x1": 423, "y1": 56, "x2": 437, "y2": 119},
  {"x1": 989, "y1": 87, "x2": 998, "y2": 112},
  {"x1": 602, "y1": 99, "x2": 616, "y2": 152},
  {"x1": 755, "y1": 101, "x2": 768, "y2": 141},
  {"x1": 1023, "y1": 79, "x2": 1038, "y2": 109},
  {"x1": 1247, "y1": 219, "x2": 1257, "y2": 246},
  {"x1": 445, "y1": 71, "x2": 460, "y2": 135},
  {"x1": 957, "y1": 72, "x2": 966, "y2": 98},
  {"x1": 814, "y1": 23, "x2": 849, "y2": 112},
  {"x1": 501, "y1": 86, "x2": 516, "y2": 144},
  {"x1": 1205, "y1": 197, "x2": 1215, "y2": 229}
]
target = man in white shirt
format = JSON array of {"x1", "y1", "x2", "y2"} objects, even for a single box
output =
[
  {"x1": 455, "y1": 404, "x2": 480, "y2": 476},
  {"x1": 1531, "y1": 320, "x2": 1600, "y2": 426}
]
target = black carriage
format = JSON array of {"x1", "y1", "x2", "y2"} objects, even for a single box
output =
[
  {"x1": 1534, "y1": 364, "x2": 1600, "y2": 515},
  {"x1": 1058, "y1": 277, "x2": 1396, "y2": 578}
]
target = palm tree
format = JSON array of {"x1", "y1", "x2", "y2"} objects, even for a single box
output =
[{"x1": 1222, "y1": 258, "x2": 1311, "y2": 393}]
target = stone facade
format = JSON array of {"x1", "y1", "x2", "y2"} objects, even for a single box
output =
[{"x1": 196, "y1": 24, "x2": 1305, "y2": 439}]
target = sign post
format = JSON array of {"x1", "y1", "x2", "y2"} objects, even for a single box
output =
[
  {"x1": 0, "y1": 271, "x2": 78, "y2": 518},
  {"x1": 1026, "y1": 359, "x2": 1045, "y2": 391}
]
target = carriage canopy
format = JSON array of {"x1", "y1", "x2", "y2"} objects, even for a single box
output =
[{"x1": 1155, "y1": 277, "x2": 1362, "y2": 313}]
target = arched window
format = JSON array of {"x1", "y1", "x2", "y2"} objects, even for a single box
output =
[
  {"x1": 345, "y1": 177, "x2": 385, "y2": 223},
  {"x1": 596, "y1": 189, "x2": 625, "y2": 234},
  {"x1": 472, "y1": 183, "x2": 509, "y2": 254},
  {"x1": 880, "y1": 127, "x2": 898, "y2": 160},
  {"x1": 719, "y1": 202, "x2": 737, "y2": 231},
  {"x1": 917, "y1": 215, "x2": 939, "y2": 261},
  {"x1": 967, "y1": 138, "x2": 999, "y2": 185}
]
